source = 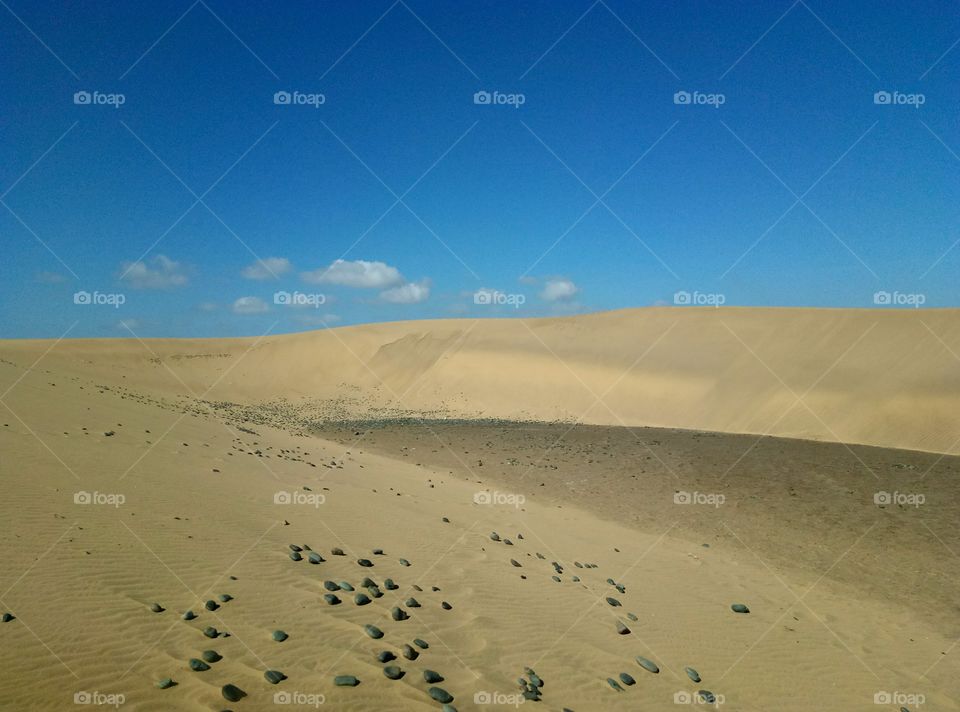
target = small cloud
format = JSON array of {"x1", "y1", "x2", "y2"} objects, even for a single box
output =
[
  {"x1": 232, "y1": 296, "x2": 269, "y2": 314},
  {"x1": 117, "y1": 319, "x2": 140, "y2": 331},
  {"x1": 518, "y1": 275, "x2": 539, "y2": 286},
  {"x1": 302, "y1": 259, "x2": 403, "y2": 288},
  {"x1": 36, "y1": 271, "x2": 68, "y2": 284},
  {"x1": 540, "y1": 278, "x2": 579, "y2": 302},
  {"x1": 380, "y1": 279, "x2": 430, "y2": 304},
  {"x1": 119, "y1": 255, "x2": 188, "y2": 289},
  {"x1": 198, "y1": 302, "x2": 218, "y2": 312},
  {"x1": 241, "y1": 257, "x2": 291, "y2": 280}
]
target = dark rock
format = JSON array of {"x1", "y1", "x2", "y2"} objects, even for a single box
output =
[
  {"x1": 428, "y1": 687, "x2": 453, "y2": 703},
  {"x1": 264, "y1": 669, "x2": 286, "y2": 684},
  {"x1": 272, "y1": 630, "x2": 288, "y2": 642},
  {"x1": 731, "y1": 603, "x2": 750, "y2": 614},
  {"x1": 201, "y1": 650, "x2": 222, "y2": 663},
  {"x1": 364, "y1": 624, "x2": 384, "y2": 639},
  {"x1": 383, "y1": 665, "x2": 404, "y2": 680},
  {"x1": 685, "y1": 667, "x2": 701, "y2": 683},
  {"x1": 334, "y1": 675, "x2": 359, "y2": 687},
  {"x1": 189, "y1": 658, "x2": 210, "y2": 672},
  {"x1": 635, "y1": 656, "x2": 659, "y2": 674},
  {"x1": 324, "y1": 594, "x2": 341, "y2": 605},
  {"x1": 423, "y1": 670, "x2": 443, "y2": 683},
  {"x1": 222, "y1": 684, "x2": 246, "y2": 702}
]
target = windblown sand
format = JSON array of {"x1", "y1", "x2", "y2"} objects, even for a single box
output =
[{"x1": 1, "y1": 308, "x2": 957, "y2": 710}]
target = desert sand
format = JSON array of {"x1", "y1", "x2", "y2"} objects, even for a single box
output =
[{"x1": 1, "y1": 307, "x2": 958, "y2": 710}]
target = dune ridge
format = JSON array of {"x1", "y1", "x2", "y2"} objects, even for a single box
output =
[{"x1": 4, "y1": 307, "x2": 959, "y2": 455}]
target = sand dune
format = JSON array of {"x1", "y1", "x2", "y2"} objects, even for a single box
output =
[
  {"x1": 1, "y1": 308, "x2": 958, "y2": 710},
  {"x1": 6, "y1": 307, "x2": 959, "y2": 454}
]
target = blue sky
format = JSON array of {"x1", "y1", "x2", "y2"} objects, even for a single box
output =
[{"x1": 2, "y1": 0, "x2": 958, "y2": 337}]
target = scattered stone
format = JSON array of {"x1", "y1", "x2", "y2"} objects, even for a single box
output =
[
  {"x1": 339, "y1": 582, "x2": 355, "y2": 591},
  {"x1": 504, "y1": 539, "x2": 513, "y2": 546},
  {"x1": 606, "y1": 597, "x2": 621, "y2": 607},
  {"x1": 149, "y1": 603, "x2": 164, "y2": 613},
  {"x1": 156, "y1": 678, "x2": 175, "y2": 689},
  {"x1": 289, "y1": 551, "x2": 302, "y2": 562},
  {"x1": 205, "y1": 600, "x2": 219, "y2": 611},
  {"x1": 203, "y1": 626, "x2": 219, "y2": 638},
  {"x1": 607, "y1": 678, "x2": 623, "y2": 691},
  {"x1": 272, "y1": 630, "x2": 288, "y2": 642},
  {"x1": 616, "y1": 621, "x2": 630, "y2": 635},
  {"x1": 289, "y1": 544, "x2": 303, "y2": 552},
  {"x1": 331, "y1": 548, "x2": 345, "y2": 556},
  {"x1": 392, "y1": 606, "x2": 409, "y2": 621},
  {"x1": 217, "y1": 593, "x2": 233, "y2": 603},
  {"x1": 619, "y1": 672, "x2": 635, "y2": 686},
  {"x1": 490, "y1": 532, "x2": 501, "y2": 542},
  {"x1": 222, "y1": 684, "x2": 246, "y2": 702},
  {"x1": 189, "y1": 658, "x2": 210, "y2": 672},
  {"x1": 413, "y1": 638, "x2": 429, "y2": 649},
  {"x1": 510, "y1": 559, "x2": 522, "y2": 567},
  {"x1": 1, "y1": 613, "x2": 13, "y2": 623},
  {"x1": 377, "y1": 650, "x2": 396, "y2": 663},
  {"x1": 365, "y1": 624, "x2": 384, "y2": 639},
  {"x1": 441, "y1": 601, "x2": 452, "y2": 610},
  {"x1": 324, "y1": 581, "x2": 340, "y2": 591},
  {"x1": 372, "y1": 548, "x2": 384, "y2": 555},
  {"x1": 424, "y1": 670, "x2": 444, "y2": 683},
  {"x1": 685, "y1": 667, "x2": 701, "y2": 683},
  {"x1": 406, "y1": 597, "x2": 421, "y2": 608},
  {"x1": 626, "y1": 612, "x2": 638, "y2": 621},
  {"x1": 324, "y1": 594, "x2": 341, "y2": 605},
  {"x1": 355, "y1": 593, "x2": 372, "y2": 606},
  {"x1": 181, "y1": 610, "x2": 197, "y2": 620},
  {"x1": 428, "y1": 687, "x2": 454, "y2": 704},
  {"x1": 442, "y1": 517, "x2": 450, "y2": 523},
  {"x1": 383, "y1": 665, "x2": 404, "y2": 680},
  {"x1": 201, "y1": 650, "x2": 222, "y2": 663},
  {"x1": 399, "y1": 558, "x2": 411, "y2": 567},
  {"x1": 635, "y1": 657, "x2": 660, "y2": 674},
  {"x1": 698, "y1": 690, "x2": 717, "y2": 704},
  {"x1": 731, "y1": 603, "x2": 750, "y2": 614},
  {"x1": 402, "y1": 644, "x2": 419, "y2": 660},
  {"x1": 357, "y1": 558, "x2": 374, "y2": 567},
  {"x1": 308, "y1": 552, "x2": 324, "y2": 564},
  {"x1": 264, "y1": 669, "x2": 287, "y2": 684},
  {"x1": 334, "y1": 675, "x2": 359, "y2": 687},
  {"x1": 384, "y1": 578, "x2": 398, "y2": 590},
  {"x1": 367, "y1": 585, "x2": 383, "y2": 598},
  {"x1": 361, "y1": 577, "x2": 377, "y2": 588}
]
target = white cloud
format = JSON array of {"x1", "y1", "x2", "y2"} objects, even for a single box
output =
[
  {"x1": 119, "y1": 255, "x2": 188, "y2": 289},
  {"x1": 198, "y1": 302, "x2": 218, "y2": 312},
  {"x1": 241, "y1": 257, "x2": 291, "y2": 280},
  {"x1": 302, "y1": 259, "x2": 403, "y2": 288},
  {"x1": 540, "y1": 278, "x2": 579, "y2": 302},
  {"x1": 232, "y1": 296, "x2": 269, "y2": 314},
  {"x1": 380, "y1": 279, "x2": 430, "y2": 304}
]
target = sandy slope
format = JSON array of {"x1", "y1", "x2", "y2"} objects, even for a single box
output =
[
  {"x1": 3, "y1": 307, "x2": 958, "y2": 455},
  {"x1": 1, "y1": 353, "x2": 957, "y2": 711}
]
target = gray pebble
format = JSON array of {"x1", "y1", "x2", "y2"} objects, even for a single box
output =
[
  {"x1": 364, "y1": 624, "x2": 384, "y2": 639},
  {"x1": 201, "y1": 650, "x2": 222, "y2": 663},
  {"x1": 272, "y1": 630, "x2": 288, "y2": 642},
  {"x1": 189, "y1": 658, "x2": 210, "y2": 672},
  {"x1": 222, "y1": 684, "x2": 245, "y2": 702},
  {"x1": 428, "y1": 687, "x2": 454, "y2": 703},
  {"x1": 731, "y1": 603, "x2": 750, "y2": 614},
  {"x1": 156, "y1": 678, "x2": 175, "y2": 689},
  {"x1": 324, "y1": 594, "x2": 341, "y2": 605},
  {"x1": 355, "y1": 593, "x2": 371, "y2": 606},
  {"x1": 619, "y1": 672, "x2": 635, "y2": 686},
  {"x1": 383, "y1": 665, "x2": 404, "y2": 680},
  {"x1": 635, "y1": 656, "x2": 659, "y2": 674},
  {"x1": 424, "y1": 670, "x2": 443, "y2": 683},
  {"x1": 334, "y1": 675, "x2": 359, "y2": 686},
  {"x1": 264, "y1": 669, "x2": 286, "y2": 684},
  {"x1": 685, "y1": 667, "x2": 701, "y2": 683}
]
